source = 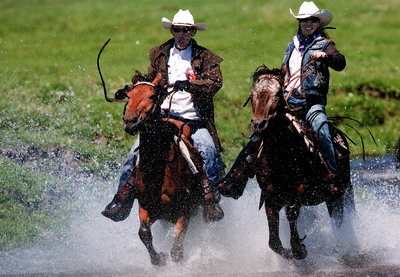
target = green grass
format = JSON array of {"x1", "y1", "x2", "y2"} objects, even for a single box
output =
[
  {"x1": 0, "y1": 0, "x2": 399, "y2": 249},
  {"x1": 0, "y1": 156, "x2": 76, "y2": 250}
]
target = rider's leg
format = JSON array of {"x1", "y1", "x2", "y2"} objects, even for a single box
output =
[
  {"x1": 101, "y1": 137, "x2": 139, "y2": 221},
  {"x1": 218, "y1": 134, "x2": 260, "y2": 199},
  {"x1": 306, "y1": 104, "x2": 341, "y2": 194},
  {"x1": 190, "y1": 124, "x2": 225, "y2": 222}
]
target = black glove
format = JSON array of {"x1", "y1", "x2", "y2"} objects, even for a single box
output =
[
  {"x1": 114, "y1": 85, "x2": 131, "y2": 100},
  {"x1": 173, "y1": 80, "x2": 190, "y2": 92}
]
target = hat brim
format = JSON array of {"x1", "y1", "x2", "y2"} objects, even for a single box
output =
[
  {"x1": 161, "y1": 17, "x2": 207, "y2": 30},
  {"x1": 289, "y1": 8, "x2": 332, "y2": 27}
]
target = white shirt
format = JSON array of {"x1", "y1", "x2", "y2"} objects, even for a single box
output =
[
  {"x1": 285, "y1": 36, "x2": 303, "y2": 93},
  {"x1": 161, "y1": 44, "x2": 200, "y2": 120}
]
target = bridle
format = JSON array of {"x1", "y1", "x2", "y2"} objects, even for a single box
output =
[
  {"x1": 122, "y1": 81, "x2": 164, "y2": 129},
  {"x1": 131, "y1": 81, "x2": 162, "y2": 118},
  {"x1": 243, "y1": 73, "x2": 283, "y2": 108},
  {"x1": 97, "y1": 39, "x2": 163, "y2": 124}
]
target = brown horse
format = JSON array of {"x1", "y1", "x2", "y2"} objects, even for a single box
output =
[
  {"x1": 123, "y1": 74, "x2": 209, "y2": 265},
  {"x1": 249, "y1": 67, "x2": 355, "y2": 260}
]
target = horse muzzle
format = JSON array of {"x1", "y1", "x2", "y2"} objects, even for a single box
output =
[
  {"x1": 124, "y1": 117, "x2": 141, "y2": 136},
  {"x1": 251, "y1": 119, "x2": 269, "y2": 134}
]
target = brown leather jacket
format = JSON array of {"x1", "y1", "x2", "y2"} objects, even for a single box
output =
[{"x1": 144, "y1": 38, "x2": 224, "y2": 152}]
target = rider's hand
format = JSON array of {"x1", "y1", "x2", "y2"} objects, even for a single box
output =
[
  {"x1": 174, "y1": 80, "x2": 190, "y2": 92},
  {"x1": 114, "y1": 85, "x2": 131, "y2": 100},
  {"x1": 311, "y1": 52, "x2": 327, "y2": 60}
]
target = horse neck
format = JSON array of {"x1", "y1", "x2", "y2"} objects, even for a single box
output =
[
  {"x1": 138, "y1": 120, "x2": 174, "y2": 188},
  {"x1": 263, "y1": 109, "x2": 291, "y2": 141},
  {"x1": 140, "y1": 119, "x2": 171, "y2": 154}
]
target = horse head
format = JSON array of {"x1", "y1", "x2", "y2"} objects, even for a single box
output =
[
  {"x1": 123, "y1": 74, "x2": 163, "y2": 135},
  {"x1": 250, "y1": 66, "x2": 284, "y2": 134}
]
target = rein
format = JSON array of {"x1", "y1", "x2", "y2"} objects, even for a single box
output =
[
  {"x1": 97, "y1": 38, "x2": 128, "y2": 103},
  {"x1": 125, "y1": 81, "x2": 162, "y2": 122},
  {"x1": 283, "y1": 59, "x2": 316, "y2": 104}
]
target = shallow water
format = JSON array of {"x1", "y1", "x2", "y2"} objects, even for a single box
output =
[{"x1": 1, "y1": 155, "x2": 399, "y2": 277}]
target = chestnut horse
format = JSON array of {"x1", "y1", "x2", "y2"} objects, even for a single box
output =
[
  {"x1": 249, "y1": 67, "x2": 355, "y2": 259},
  {"x1": 123, "y1": 74, "x2": 207, "y2": 265}
]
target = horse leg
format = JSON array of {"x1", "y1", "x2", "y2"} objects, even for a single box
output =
[
  {"x1": 326, "y1": 196, "x2": 344, "y2": 227},
  {"x1": 286, "y1": 205, "x2": 308, "y2": 260},
  {"x1": 138, "y1": 207, "x2": 167, "y2": 266},
  {"x1": 326, "y1": 156, "x2": 355, "y2": 227},
  {"x1": 171, "y1": 216, "x2": 189, "y2": 263},
  {"x1": 265, "y1": 205, "x2": 292, "y2": 259},
  {"x1": 326, "y1": 184, "x2": 359, "y2": 257}
]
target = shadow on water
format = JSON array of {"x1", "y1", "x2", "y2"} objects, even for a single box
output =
[{"x1": 0, "y1": 155, "x2": 399, "y2": 277}]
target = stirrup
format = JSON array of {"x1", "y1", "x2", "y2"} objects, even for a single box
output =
[{"x1": 325, "y1": 172, "x2": 344, "y2": 197}]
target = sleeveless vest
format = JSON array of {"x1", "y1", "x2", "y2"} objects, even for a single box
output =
[{"x1": 283, "y1": 37, "x2": 331, "y2": 102}]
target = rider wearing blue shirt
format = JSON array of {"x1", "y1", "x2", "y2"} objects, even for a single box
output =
[{"x1": 219, "y1": 1, "x2": 346, "y2": 198}]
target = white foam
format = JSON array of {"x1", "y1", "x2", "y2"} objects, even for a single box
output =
[{"x1": 1, "y1": 158, "x2": 399, "y2": 276}]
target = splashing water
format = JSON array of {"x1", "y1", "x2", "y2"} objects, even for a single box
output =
[{"x1": 1, "y1": 156, "x2": 399, "y2": 276}]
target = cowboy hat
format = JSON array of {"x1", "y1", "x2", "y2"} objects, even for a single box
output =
[
  {"x1": 290, "y1": 1, "x2": 332, "y2": 27},
  {"x1": 162, "y1": 9, "x2": 207, "y2": 31}
]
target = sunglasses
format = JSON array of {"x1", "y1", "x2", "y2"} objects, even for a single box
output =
[
  {"x1": 172, "y1": 27, "x2": 193, "y2": 33},
  {"x1": 299, "y1": 17, "x2": 320, "y2": 24}
]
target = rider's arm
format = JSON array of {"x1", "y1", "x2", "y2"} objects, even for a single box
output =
[
  {"x1": 324, "y1": 42, "x2": 346, "y2": 72},
  {"x1": 188, "y1": 51, "x2": 223, "y2": 96}
]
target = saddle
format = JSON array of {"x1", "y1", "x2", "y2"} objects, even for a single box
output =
[
  {"x1": 162, "y1": 118, "x2": 204, "y2": 176},
  {"x1": 285, "y1": 113, "x2": 350, "y2": 161}
]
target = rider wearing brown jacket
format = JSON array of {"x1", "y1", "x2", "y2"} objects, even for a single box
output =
[{"x1": 102, "y1": 10, "x2": 225, "y2": 222}]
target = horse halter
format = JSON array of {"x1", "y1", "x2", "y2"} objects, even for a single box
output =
[
  {"x1": 243, "y1": 73, "x2": 283, "y2": 108},
  {"x1": 123, "y1": 81, "x2": 162, "y2": 127},
  {"x1": 249, "y1": 73, "x2": 284, "y2": 134}
]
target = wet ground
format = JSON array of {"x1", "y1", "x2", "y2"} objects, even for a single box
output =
[{"x1": 1, "y1": 155, "x2": 399, "y2": 277}]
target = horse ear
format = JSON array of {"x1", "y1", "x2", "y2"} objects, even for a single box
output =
[
  {"x1": 152, "y1": 73, "x2": 163, "y2": 86},
  {"x1": 132, "y1": 70, "x2": 144, "y2": 84}
]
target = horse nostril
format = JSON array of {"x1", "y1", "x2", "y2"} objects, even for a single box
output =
[
  {"x1": 124, "y1": 117, "x2": 137, "y2": 124},
  {"x1": 259, "y1": 120, "x2": 266, "y2": 130},
  {"x1": 252, "y1": 119, "x2": 268, "y2": 133}
]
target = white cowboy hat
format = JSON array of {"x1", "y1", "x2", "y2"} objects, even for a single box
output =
[
  {"x1": 161, "y1": 9, "x2": 207, "y2": 31},
  {"x1": 290, "y1": 1, "x2": 332, "y2": 27}
]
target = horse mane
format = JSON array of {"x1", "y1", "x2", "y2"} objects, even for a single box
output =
[{"x1": 252, "y1": 64, "x2": 283, "y2": 85}]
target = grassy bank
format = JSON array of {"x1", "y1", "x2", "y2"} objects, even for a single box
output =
[{"x1": 1, "y1": 0, "x2": 399, "y2": 249}]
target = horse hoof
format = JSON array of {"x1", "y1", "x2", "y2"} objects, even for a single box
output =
[
  {"x1": 280, "y1": 249, "x2": 294, "y2": 259},
  {"x1": 150, "y1": 252, "x2": 168, "y2": 266},
  {"x1": 203, "y1": 202, "x2": 224, "y2": 223},
  {"x1": 270, "y1": 243, "x2": 293, "y2": 259},
  {"x1": 171, "y1": 247, "x2": 184, "y2": 263},
  {"x1": 292, "y1": 244, "x2": 308, "y2": 260}
]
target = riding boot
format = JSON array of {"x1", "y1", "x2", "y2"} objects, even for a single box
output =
[
  {"x1": 324, "y1": 171, "x2": 344, "y2": 197},
  {"x1": 101, "y1": 174, "x2": 136, "y2": 222},
  {"x1": 218, "y1": 136, "x2": 260, "y2": 199},
  {"x1": 200, "y1": 175, "x2": 224, "y2": 223}
]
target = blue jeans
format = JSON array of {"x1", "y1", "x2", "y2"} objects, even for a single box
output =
[
  {"x1": 306, "y1": 104, "x2": 337, "y2": 173},
  {"x1": 117, "y1": 122, "x2": 225, "y2": 197}
]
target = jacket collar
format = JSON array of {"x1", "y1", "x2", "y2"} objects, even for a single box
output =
[{"x1": 157, "y1": 38, "x2": 202, "y2": 59}]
